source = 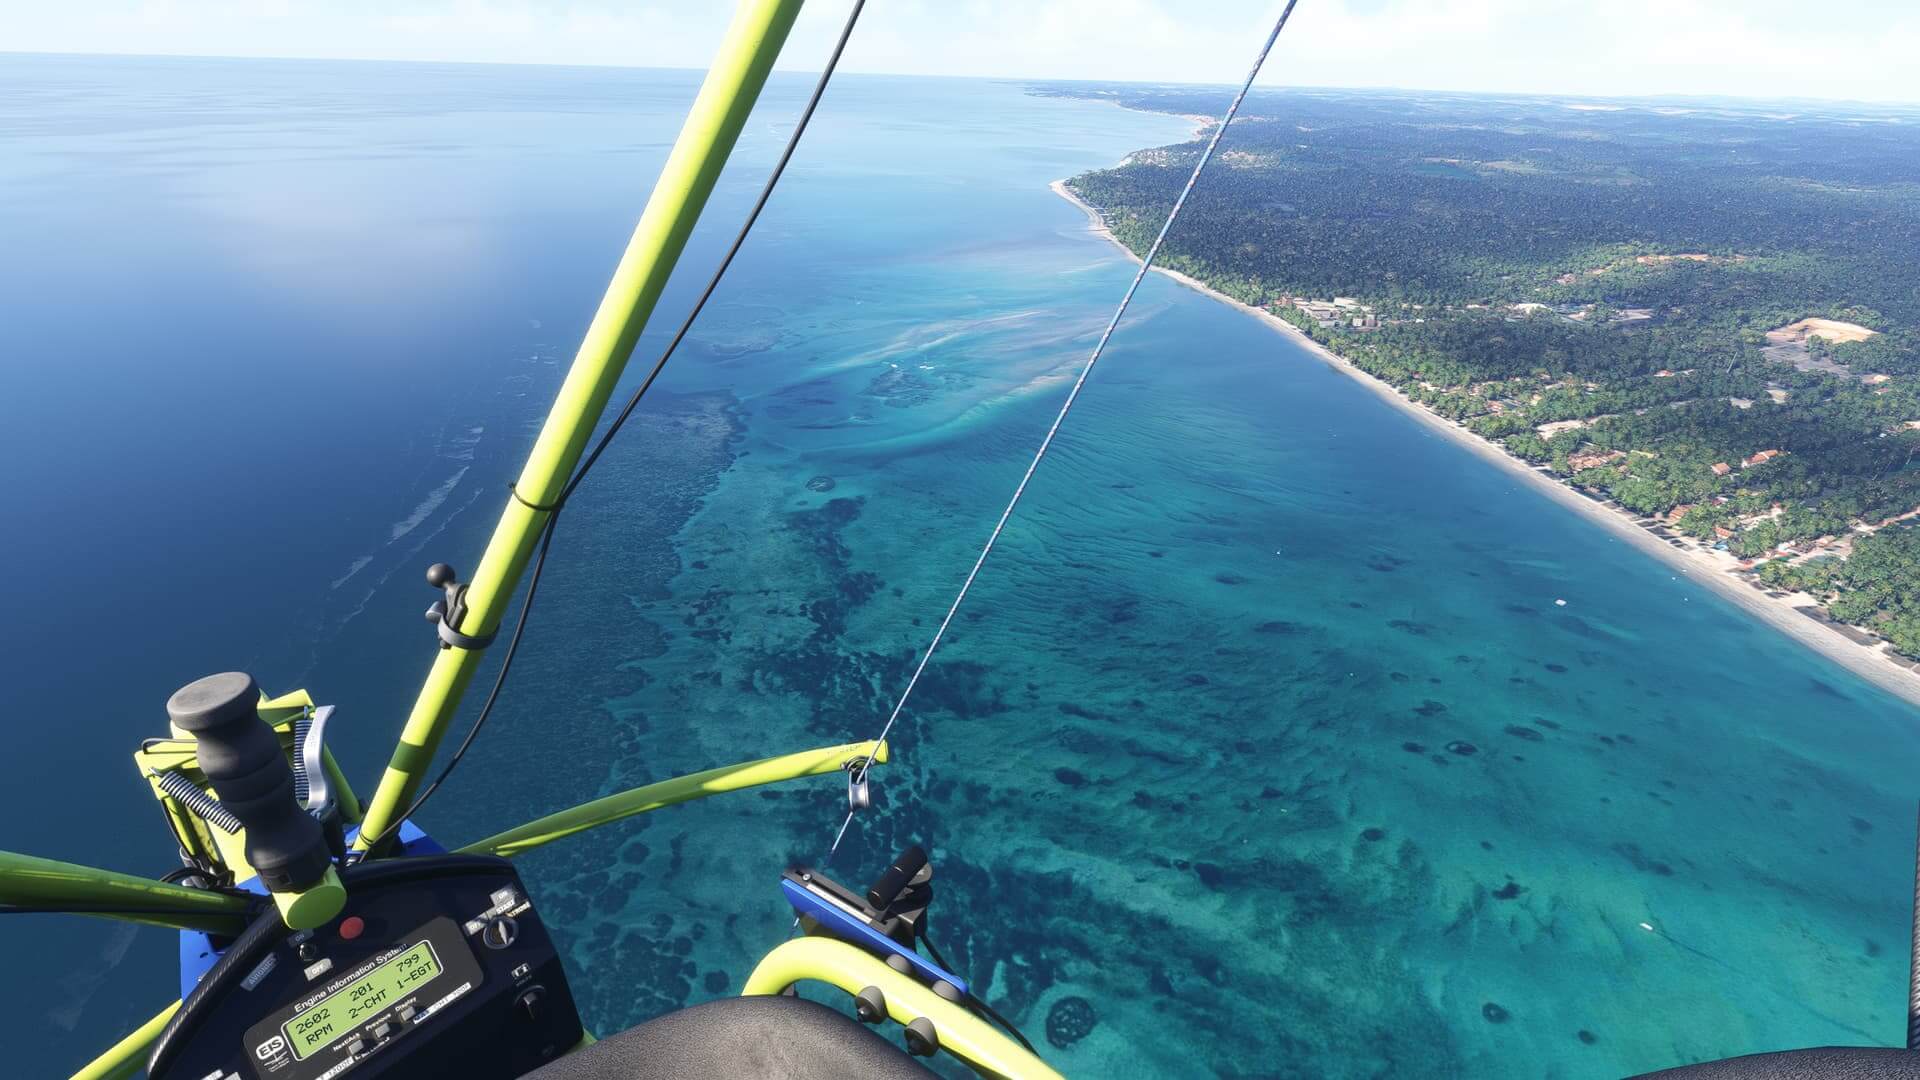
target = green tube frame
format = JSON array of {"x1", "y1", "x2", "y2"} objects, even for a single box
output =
[
  {"x1": 355, "y1": 0, "x2": 808, "y2": 851},
  {"x1": 743, "y1": 937, "x2": 1065, "y2": 1080},
  {"x1": 459, "y1": 740, "x2": 886, "y2": 858},
  {"x1": 68, "y1": 1000, "x2": 181, "y2": 1080},
  {"x1": 0, "y1": 850, "x2": 252, "y2": 935}
]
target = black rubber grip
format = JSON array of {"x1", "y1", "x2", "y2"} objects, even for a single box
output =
[
  {"x1": 167, "y1": 673, "x2": 331, "y2": 893},
  {"x1": 866, "y1": 844, "x2": 928, "y2": 911}
]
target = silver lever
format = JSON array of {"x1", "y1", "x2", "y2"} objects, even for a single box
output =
[{"x1": 298, "y1": 705, "x2": 335, "y2": 817}]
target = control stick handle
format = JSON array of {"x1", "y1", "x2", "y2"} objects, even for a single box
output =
[
  {"x1": 866, "y1": 844, "x2": 929, "y2": 912},
  {"x1": 168, "y1": 673, "x2": 341, "y2": 926}
]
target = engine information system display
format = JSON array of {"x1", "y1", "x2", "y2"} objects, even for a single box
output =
[{"x1": 283, "y1": 941, "x2": 442, "y2": 1060}]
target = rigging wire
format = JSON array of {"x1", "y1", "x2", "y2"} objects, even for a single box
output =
[
  {"x1": 826, "y1": 0, "x2": 1303, "y2": 858},
  {"x1": 1906, "y1": 801, "x2": 1920, "y2": 1050},
  {"x1": 360, "y1": 0, "x2": 868, "y2": 853}
]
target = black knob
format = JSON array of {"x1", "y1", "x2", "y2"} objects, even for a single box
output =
[
  {"x1": 904, "y1": 1017, "x2": 938, "y2": 1056},
  {"x1": 482, "y1": 916, "x2": 519, "y2": 950},
  {"x1": 167, "y1": 673, "x2": 330, "y2": 893},
  {"x1": 167, "y1": 672, "x2": 258, "y2": 731},
  {"x1": 426, "y1": 563, "x2": 457, "y2": 588},
  {"x1": 516, "y1": 986, "x2": 546, "y2": 1024},
  {"x1": 866, "y1": 844, "x2": 929, "y2": 911}
]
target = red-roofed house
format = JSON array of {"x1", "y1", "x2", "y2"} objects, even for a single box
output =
[{"x1": 1570, "y1": 449, "x2": 1626, "y2": 471}]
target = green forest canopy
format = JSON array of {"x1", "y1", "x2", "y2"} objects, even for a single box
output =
[{"x1": 1044, "y1": 84, "x2": 1920, "y2": 655}]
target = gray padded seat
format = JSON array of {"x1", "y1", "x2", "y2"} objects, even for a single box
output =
[
  {"x1": 525, "y1": 996, "x2": 936, "y2": 1080},
  {"x1": 1637, "y1": 1048, "x2": 1920, "y2": 1079}
]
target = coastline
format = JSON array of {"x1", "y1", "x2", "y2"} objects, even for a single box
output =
[{"x1": 1049, "y1": 178, "x2": 1920, "y2": 708}]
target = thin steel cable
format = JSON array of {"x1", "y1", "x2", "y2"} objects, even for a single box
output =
[
  {"x1": 827, "y1": 0, "x2": 1302, "y2": 857},
  {"x1": 1908, "y1": 801, "x2": 1920, "y2": 1049}
]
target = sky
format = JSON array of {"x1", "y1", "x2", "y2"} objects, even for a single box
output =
[{"x1": 6, "y1": 0, "x2": 1920, "y2": 105}]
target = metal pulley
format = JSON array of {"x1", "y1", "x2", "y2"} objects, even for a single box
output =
[{"x1": 846, "y1": 759, "x2": 872, "y2": 811}]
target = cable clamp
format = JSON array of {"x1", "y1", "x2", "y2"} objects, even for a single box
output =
[
  {"x1": 508, "y1": 482, "x2": 564, "y2": 513},
  {"x1": 426, "y1": 603, "x2": 496, "y2": 650},
  {"x1": 423, "y1": 563, "x2": 497, "y2": 651}
]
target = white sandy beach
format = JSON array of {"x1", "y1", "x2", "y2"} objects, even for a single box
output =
[{"x1": 1050, "y1": 178, "x2": 1920, "y2": 708}]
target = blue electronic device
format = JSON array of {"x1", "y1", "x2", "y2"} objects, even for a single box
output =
[{"x1": 779, "y1": 853, "x2": 967, "y2": 997}]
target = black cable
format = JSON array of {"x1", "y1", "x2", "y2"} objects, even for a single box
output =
[
  {"x1": 560, "y1": 0, "x2": 867, "y2": 510},
  {"x1": 973, "y1": 994, "x2": 1037, "y2": 1057},
  {"x1": 364, "y1": 0, "x2": 867, "y2": 852},
  {"x1": 917, "y1": 922, "x2": 954, "y2": 970},
  {"x1": 159, "y1": 846, "x2": 229, "y2": 891},
  {"x1": 918, "y1": 923, "x2": 1036, "y2": 1055}
]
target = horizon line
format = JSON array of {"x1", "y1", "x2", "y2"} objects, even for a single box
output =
[{"x1": 7, "y1": 48, "x2": 1920, "y2": 112}]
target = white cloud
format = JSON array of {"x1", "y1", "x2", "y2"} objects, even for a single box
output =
[
  {"x1": 5, "y1": 0, "x2": 1918, "y2": 103},
  {"x1": 1277, "y1": 0, "x2": 1920, "y2": 102}
]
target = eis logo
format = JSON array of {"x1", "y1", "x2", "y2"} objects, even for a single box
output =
[{"x1": 255, "y1": 1035, "x2": 288, "y2": 1060}]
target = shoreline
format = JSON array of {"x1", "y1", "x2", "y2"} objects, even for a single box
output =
[{"x1": 1049, "y1": 178, "x2": 1920, "y2": 708}]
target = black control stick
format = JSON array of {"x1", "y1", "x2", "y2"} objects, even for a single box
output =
[{"x1": 167, "y1": 672, "x2": 333, "y2": 894}]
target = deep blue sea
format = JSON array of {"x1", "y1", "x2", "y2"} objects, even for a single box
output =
[{"x1": 7, "y1": 54, "x2": 1920, "y2": 1079}]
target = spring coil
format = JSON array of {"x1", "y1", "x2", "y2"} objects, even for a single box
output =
[
  {"x1": 154, "y1": 770, "x2": 243, "y2": 835},
  {"x1": 290, "y1": 715, "x2": 312, "y2": 810}
]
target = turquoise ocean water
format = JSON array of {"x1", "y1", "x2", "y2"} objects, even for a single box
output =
[{"x1": 5, "y1": 55, "x2": 1920, "y2": 1077}]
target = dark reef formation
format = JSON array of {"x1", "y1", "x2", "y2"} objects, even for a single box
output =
[{"x1": 1046, "y1": 996, "x2": 1098, "y2": 1049}]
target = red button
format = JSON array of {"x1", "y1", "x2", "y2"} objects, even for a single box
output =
[{"x1": 339, "y1": 916, "x2": 365, "y2": 940}]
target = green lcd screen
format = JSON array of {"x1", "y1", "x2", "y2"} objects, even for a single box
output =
[{"x1": 283, "y1": 940, "x2": 443, "y2": 1060}]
